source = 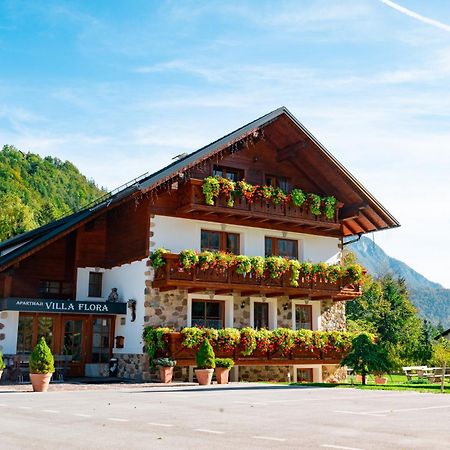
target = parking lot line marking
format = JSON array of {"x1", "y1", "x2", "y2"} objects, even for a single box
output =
[
  {"x1": 73, "y1": 413, "x2": 92, "y2": 418},
  {"x1": 42, "y1": 409, "x2": 59, "y2": 414},
  {"x1": 368, "y1": 405, "x2": 450, "y2": 414},
  {"x1": 233, "y1": 401, "x2": 268, "y2": 406},
  {"x1": 195, "y1": 429, "x2": 225, "y2": 434},
  {"x1": 252, "y1": 436, "x2": 286, "y2": 442},
  {"x1": 321, "y1": 445, "x2": 366, "y2": 450},
  {"x1": 333, "y1": 410, "x2": 386, "y2": 417},
  {"x1": 148, "y1": 422, "x2": 174, "y2": 427},
  {"x1": 107, "y1": 418, "x2": 129, "y2": 422}
]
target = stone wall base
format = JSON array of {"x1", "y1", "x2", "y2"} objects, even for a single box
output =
[
  {"x1": 322, "y1": 365, "x2": 347, "y2": 383},
  {"x1": 113, "y1": 353, "x2": 148, "y2": 381},
  {"x1": 238, "y1": 365, "x2": 291, "y2": 382}
]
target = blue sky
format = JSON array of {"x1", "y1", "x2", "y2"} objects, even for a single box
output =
[{"x1": 1, "y1": 0, "x2": 450, "y2": 286}]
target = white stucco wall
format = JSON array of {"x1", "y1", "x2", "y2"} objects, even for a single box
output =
[
  {"x1": 152, "y1": 215, "x2": 340, "y2": 263},
  {"x1": 0, "y1": 311, "x2": 19, "y2": 354},
  {"x1": 76, "y1": 259, "x2": 147, "y2": 355}
]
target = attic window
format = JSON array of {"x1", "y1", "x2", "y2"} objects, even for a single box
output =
[
  {"x1": 266, "y1": 174, "x2": 290, "y2": 192},
  {"x1": 212, "y1": 165, "x2": 243, "y2": 182}
]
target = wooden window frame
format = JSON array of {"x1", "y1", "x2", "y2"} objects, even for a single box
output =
[
  {"x1": 201, "y1": 229, "x2": 240, "y2": 254},
  {"x1": 253, "y1": 302, "x2": 269, "y2": 330},
  {"x1": 265, "y1": 174, "x2": 290, "y2": 191},
  {"x1": 297, "y1": 368, "x2": 314, "y2": 383},
  {"x1": 212, "y1": 165, "x2": 244, "y2": 181},
  {"x1": 191, "y1": 299, "x2": 225, "y2": 329},
  {"x1": 295, "y1": 304, "x2": 313, "y2": 331},
  {"x1": 39, "y1": 280, "x2": 72, "y2": 298},
  {"x1": 88, "y1": 272, "x2": 103, "y2": 298},
  {"x1": 264, "y1": 237, "x2": 298, "y2": 259}
]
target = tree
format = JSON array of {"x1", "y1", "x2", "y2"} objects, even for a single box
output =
[
  {"x1": 0, "y1": 193, "x2": 37, "y2": 241},
  {"x1": 431, "y1": 338, "x2": 450, "y2": 393},
  {"x1": 341, "y1": 334, "x2": 391, "y2": 385},
  {"x1": 346, "y1": 275, "x2": 427, "y2": 368},
  {"x1": 196, "y1": 340, "x2": 216, "y2": 369}
]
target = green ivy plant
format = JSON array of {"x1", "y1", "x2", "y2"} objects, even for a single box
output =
[
  {"x1": 202, "y1": 176, "x2": 220, "y2": 205},
  {"x1": 291, "y1": 188, "x2": 307, "y2": 207},
  {"x1": 324, "y1": 196, "x2": 337, "y2": 219},
  {"x1": 143, "y1": 327, "x2": 173, "y2": 362},
  {"x1": 149, "y1": 248, "x2": 170, "y2": 270},
  {"x1": 308, "y1": 193, "x2": 322, "y2": 216}
]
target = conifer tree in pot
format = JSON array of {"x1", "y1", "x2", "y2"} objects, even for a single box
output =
[
  {"x1": 195, "y1": 339, "x2": 216, "y2": 385},
  {"x1": 0, "y1": 351, "x2": 6, "y2": 382},
  {"x1": 29, "y1": 337, "x2": 55, "y2": 392}
]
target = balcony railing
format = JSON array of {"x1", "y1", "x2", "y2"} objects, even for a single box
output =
[
  {"x1": 152, "y1": 253, "x2": 362, "y2": 300},
  {"x1": 176, "y1": 179, "x2": 342, "y2": 235},
  {"x1": 156, "y1": 332, "x2": 347, "y2": 366}
]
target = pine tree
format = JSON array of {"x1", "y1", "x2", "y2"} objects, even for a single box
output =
[
  {"x1": 196, "y1": 340, "x2": 216, "y2": 369},
  {"x1": 29, "y1": 337, "x2": 55, "y2": 374}
]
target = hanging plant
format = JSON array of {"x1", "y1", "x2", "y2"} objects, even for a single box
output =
[
  {"x1": 198, "y1": 251, "x2": 216, "y2": 270},
  {"x1": 324, "y1": 196, "x2": 337, "y2": 219},
  {"x1": 308, "y1": 193, "x2": 322, "y2": 216},
  {"x1": 179, "y1": 249, "x2": 199, "y2": 271},
  {"x1": 250, "y1": 256, "x2": 265, "y2": 277},
  {"x1": 291, "y1": 188, "x2": 307, "y2": 207},
  {"x1": 235, "y1": 255, "x2": 252, "y2": 275},
  {"x1": 149, "y1": 248, "x2": 170, "y2": 270},
  {"x1": 202, "y1": 176, "x2": 220, "y2": 205},
  {"x1": 345, "y1": 264, "x2": 364, "y2": 283},
  {"x1": 271, "y1": 187, "x2": 288, "y2": 205},
  {"x1": 235, "y1": 180, "x2": 255, "y2": 203},
  {"x1": 265, "y1": 256, "x2": 289, "y2": 279},
  {"x1": 326, "y1": 264, "x2": 344, "y2": 283},
  {"x1": 143, "y1": 327, "x2": 172, "y2": 362},
  {"x1": 240, "y1": 327, "x2": 257, "y2": 355},
  {"x1": 288, "y1": 259, "x2": 301, "y2": 287},
  {"x1": 218, "y1": 177, "x2": 236, "y2": 207}
]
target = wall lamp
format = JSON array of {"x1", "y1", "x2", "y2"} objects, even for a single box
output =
[{"x1": 282, "y1": 302, "x2": 289, "y2": 311}]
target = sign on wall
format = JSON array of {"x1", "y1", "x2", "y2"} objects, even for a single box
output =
[{"x1": 0, "y1": 298, "x2": 127, "y2": 315}]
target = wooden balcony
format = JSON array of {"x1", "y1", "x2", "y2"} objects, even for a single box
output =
[
  {"x1": 152, "y1": 254, "x2": 362, "y2": 300},
  {"x1": 176, "y1": 179, "x2": 343, "y2": 237},
  {"x1": 157, "y1": 332, "x2": 346, "y2": 366}
]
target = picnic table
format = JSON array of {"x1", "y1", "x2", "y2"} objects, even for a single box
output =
[{"x1": 403, "y1": 366, "x2": 450, "y2": 383}]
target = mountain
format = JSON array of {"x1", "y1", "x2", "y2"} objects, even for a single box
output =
[
  {"x1": 0, "y1": 145, "x2": 105, "y2": 241},
  {"x1": 349, "y1": 236, "x2": 450, "y2": 328}
]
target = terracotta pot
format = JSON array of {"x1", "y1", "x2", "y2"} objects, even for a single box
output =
[
  {"x1": 159, "y1": 366, "x2": 174, "y2": 384},
  {"x1": 195, "y1": 368, "x2": 214, "y2": 385},
  {"x1": 30, "y1": 373, "x2": 52, "y2": 392},
  {"x1": 355, "y1": 375, "x2": 363, "y2": 383},
  {"x1": 375, "y1": 376, "x2": 388, "y2": 385},
  {"x1": 215, "y1": 367, "x2": 230, "y2": 384}
]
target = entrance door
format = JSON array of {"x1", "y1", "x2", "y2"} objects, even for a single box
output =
[{"x1": 62, "y1": 319, "x2": 85, "y2": 377}]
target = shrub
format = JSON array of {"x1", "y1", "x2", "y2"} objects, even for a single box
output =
[
  {"x1": 0, "y1": 352, "x2": 6, "y2": 370},
  {"x1": 196, "y1": 339, "x2": 216, "y2": 369},
  {"x1": 29, "y1": 337, "x2": 55, "y2": 374},
  {"x1": 215, "y1": 358, "x2": 235, "y2": 369},
  {"x1": 154, "y1": 357, "x2": 176, "y2": 367}
]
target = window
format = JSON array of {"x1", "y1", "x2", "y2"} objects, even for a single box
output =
[
  {"x1": 201, "y1": 230, "x2": 240, "y2": 254},
  {"x1": 297, "y1": 368, "x2": 313, "y2": 383},
  {"x1": 254, "y1": 302, "x2": 269, "y2": 329},
  {"x1": 38, "y1": 317, "x2": 54, "y2": 349},
  {"x1": 212, "y1": 165, "x2": 243, "y2": 182},
  {"x1": 295, "y1": 305, "x2": 312, "y2": 330},
  {"x1": 265, "y1": 174, "x2": 290, "y2": 192},
  {"x1": 88, "y1": 272, "x2": 103, "y2": 297},
  {"x1": 191, "y1": 300, "x2": 224, "y2": 329},
  {"x1": 39, "y1": 280, "x2": 71, "y2": 298},
  {"x1": 17, "y1": 316, "x2": 34, "y2": 353},
  {"x1": 265, "y1": 237, "x2": 298, "y2": 259},
  {"x1": 91, "y1": 318, "x2": 111, "y2": 363}
]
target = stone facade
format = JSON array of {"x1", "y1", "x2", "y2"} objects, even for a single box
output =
[
  {"x1": 239, "y1": 365, "x2": 291, "y2": 382},
  {"x1": 144, "y1": 286, "x2": 188, "y2": 330},
  {"x1": 276, "y1": 297, "x2": 291, "y2": 328},
  {"x1": 321, "y1": 300, "x2": 346, "y2": 331},
  {"x1": 233, "y1": 295, "x2": 250, "y2": 328}
]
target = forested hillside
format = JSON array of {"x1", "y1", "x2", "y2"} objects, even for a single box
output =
[
  {"x1": 0, "y1": 145, "x2": 105, "y2": 241},
  {"x1": 349, "y1": 236, "x2": 450, "y2": 328}
]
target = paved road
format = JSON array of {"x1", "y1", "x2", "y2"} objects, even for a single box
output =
[{"x1": 1, "y1": 384, "x2": 450, "y2": 449}]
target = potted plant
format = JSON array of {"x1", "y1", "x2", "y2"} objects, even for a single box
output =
[
  {"x1": 374, "y1": 373, "x2": 388, "y2": 385},
  {"x1": 154, "y1": 357, "x2": 176, "y2": 384},
  {"x1": 0, "y1": 352, "x2": 5, "y2": 381},
  {"x1": 195, "y1": 339, "x2": 216, "y2": 385},
  {"x1": 29, "y1": 337, "x2": 55, "y2": 392},
  {"x1": 214, "y1": 358, "x2": 234, "y2": 384}
]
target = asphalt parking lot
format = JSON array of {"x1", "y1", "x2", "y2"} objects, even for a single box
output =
[{"x1": 1, "y1": 384, "x2": 449, "y2": 449}]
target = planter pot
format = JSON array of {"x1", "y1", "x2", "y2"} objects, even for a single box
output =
[
  {"x1": 30, "y1": 373, "x2": 52, "y2": 392},
  {"x1": 355, "y1": 375, "x2": 363, "y2": 383},
  {"x1": 375, "y1": 376, "x2": 388, "y2": 385},
  {"x1": 215, "y1": 367, "x2": 230, "y2": 384},
  {"x1": 159, "y1": 366, "x2": 174, "y2": 384},
  {"x1": 195, "y1": 368, "x2": 214, "y2": 385}
]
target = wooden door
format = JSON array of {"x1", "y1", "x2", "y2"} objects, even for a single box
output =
[{"x1": 62, "y1": 317, "x2": 86, "y2": 377}]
